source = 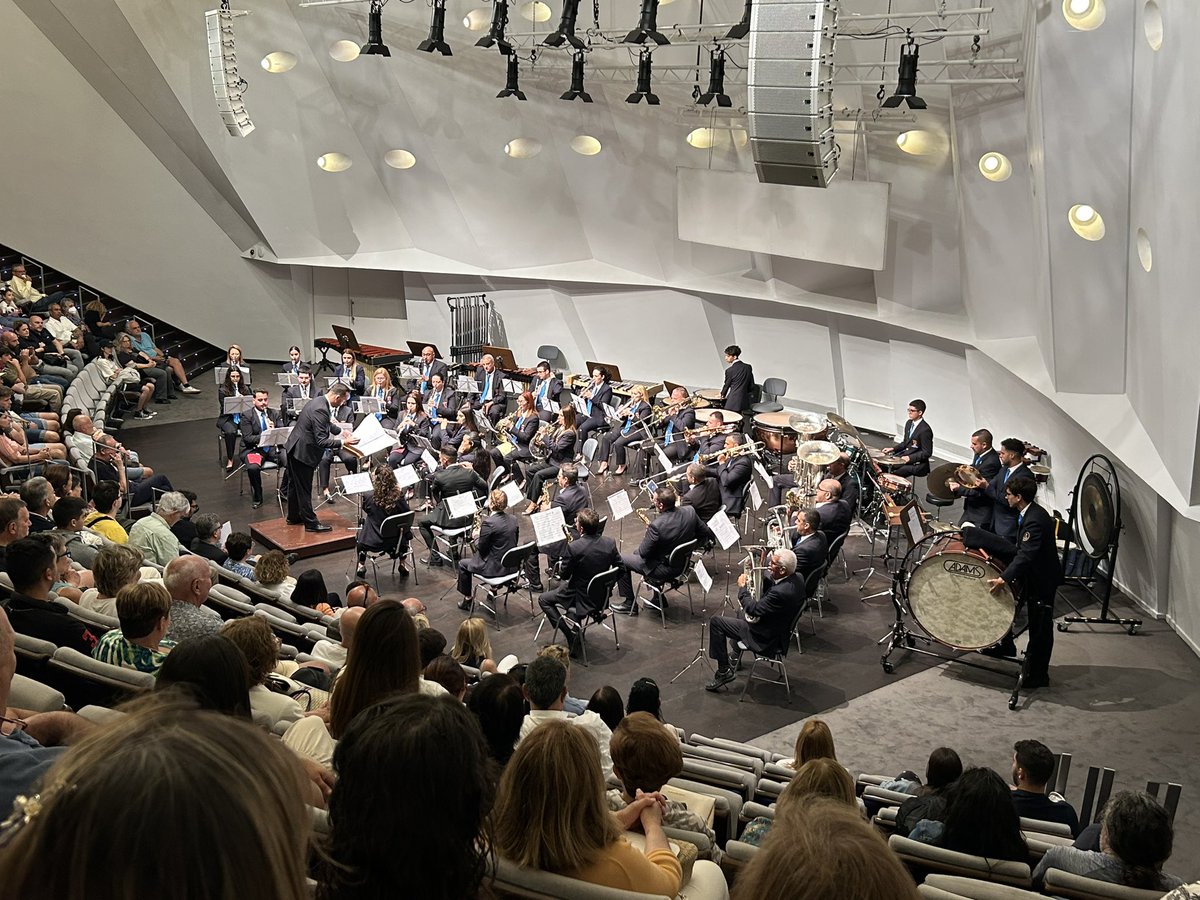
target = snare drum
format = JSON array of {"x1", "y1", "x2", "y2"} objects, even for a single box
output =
[
  {"x1": 752, "y1": 412, "x2": 798, "y2": 455},
  {"x1": 906, "y1": 534, "x2": 1016, "y2": 651},
  {"x1": 878, "y1": 473, "x2": 912, "y2": 494}
]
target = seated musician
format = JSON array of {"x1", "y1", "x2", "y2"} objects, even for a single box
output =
[
  {"x1": 238, "y1": 389, "x2": 283, "y2": 510},
  {"x1": 216, "y1": 367, "x2": 252, "y2": 472},
  {"x1": 947, "y1": 428, "x2": 1002, "y2": 527},
  {"x1": 281, "y1": 345, "x2": 306, "y2": 377},
  {"x1": 658, "y1": 387, "x2": 696, "y2": 465},
  {"x1": 882, "y1": 398, "x2": 933, "y2": 477},
  {"x1": 531, "y1": 360, "x2": 563, "y2": 423},
  {"x1": 576, "y1": 367, "x2": 613, "y2": 445},
  {"x1": 792, "y1": 509, "x2": 827, "y2": 581},
  {"x1": 685, "y1": 411, "x2": 732, "y2": 463},
  {"x1": 814, "y1": 479, "x2": 852, "y2": 544},
  {"x1": 613, "y1": 486, "x2": 713, "y2": 616},
  {"x1": 355, "y1": 464, "x2": 412, "y2": 579},
  {"x1": 704, "y1": 548, "x2": 804, "y2": 692},
  {"x1": 282, "y1": 365, "x2": 317, "y2": 424},
  {"x1": 524, "y1": 407, "x2": 579, "y2": 515},
  {"x1": 768, "y1": 453, "x2": 858, "y2": 512},
  {"x1": 318, "y1": 391, "x2": 360, "y2": 505},
  {"x1": 417, "y1": 444, "x2": 488, "y2": 567},
  {"x1": 441, "y1": 404, "x2": 481, "y2": 454},
  {"x1": 365, "y1": 367, "x2": 400, "y2": 428},
  {"x1": 489, "y1": 391, "x2": 538, "y2": 486},
  {"x1": 414, "y1": 345, "x2": 449, "y2": 395},
  {"x1": 595, "y1": 385, "x2": 652, "y2": 477},
  {"x1": 716, "y1": 434, "x2": 754, "y2": 519},
  {"x1": 224, "y1": 345, "x2": 250, "y2": 383},
  {"x1": 524, "y1": 463, "x2": 588, "y2": 592},
  {"x1": 385, "y1": 392, "x2": 433, "y2": 468},
  {"x1": 538, "y1": 507, "x2": 622, "y2": 653},
  {"x1": 473, "y1": 353, "x2": 507, "y2": 426},
  {"x1": 422, "y1": 372, "x2": 459, "y2": 448},
  {"x1": 333, "y1": 348, "x2": 367, "y2": 398},
  {"x1": 455, "y1": 488, "x2": 519, "y2": 610},
  {"x1": 679, "y1": 462, "x2": 721, "y2": 523}
]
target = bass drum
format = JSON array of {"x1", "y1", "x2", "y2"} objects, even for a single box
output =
[{"x1": 906, "y1": 533, "x2": 1016, "y2": 651}]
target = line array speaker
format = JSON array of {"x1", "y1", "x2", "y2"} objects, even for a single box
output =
[{"x1": 206, "y1": 8, "x2": 255, "y2": 138}]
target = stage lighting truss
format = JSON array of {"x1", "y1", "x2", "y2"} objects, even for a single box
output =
[{"x1": 205, "y1": 5, "x2": 254, "y2": 137}]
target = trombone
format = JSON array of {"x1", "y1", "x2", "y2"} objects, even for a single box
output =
[{"x1": 649, "y1": 393, "x2": 704, "y2": 425}]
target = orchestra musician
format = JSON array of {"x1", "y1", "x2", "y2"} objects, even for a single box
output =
[
  {"x1": 814, "y1": 479, "x2": 852, "y2": 545},
  {"x1": 283, "y1": 382, "x2": 358, "y2": 533},
  {"x1": 658, "y1": 386, "x2": 696, "y2": 465},
  {"x1": 282, "y1": 365, "x2": 316, "y2": 425},
  {"x1": 441, "y1": 405, "x2": 481, "y2": 454},
  {"x1": 317, "y1": 390, "x2": 360, "y2": 505},
  {"x1": 531, "y1": 360, "x2": 563, "y2": 423},
  {"x1": 982, "y1": 437, "x2": 1034, "y2": 542},
  {"x1": 386, "y1": 392, "x2": 433, "y2": 468},
  {"x1": 422, "y1": 372, "x2": 459, "y2": 447},
  {"x1": 679, "y1": 462, "x2": 721, "y2": 522},
  {"x1": 719, "y1": 344, "x2": 755, "y2": 414},
  {"x1": 523, "y1": 407, "x2": 579, "y2": 515},
  {"x1": 704, "y1": 548, "x2": 804, "y2": 692},
  {"x1": 355, "y1": 464, "x2": 412, "y2": 579},
  {"x1": 366, "y1": 367, "x2": 401, "y2": 428},
  {"x1": 224, "y1": 345, "x2": 251, "y2": 385},
  {"x1": 715, "y1": 434, "x2": 754, "y2": 519},
  {"x1": 237, "y1": 389, "x2": 283, "y2": 510},
  {"x1": 792, "y1": 509, "x2": 827, "y2": 580},
  {"x1": 882, "y1": 399, "x2": 933, "y2": 477},
  {"x1": 612, "y1": 486, "x2": 714, "y2": 616},
  {"x1": 489, "y1": 391, "x2": 539, "y2": 486},
  {"x1": 767, "y1": 453, "x2": 857, "y2": 512},
  {"x1": 281, "y1": 345, "x2": 306, "y2": 377},
  {"x1": 537, "y1": 508, "x2": 622, "y2": 654},
  {"x1": 216, "y1": 367, "x2": 252, "y2": 472},
  {"x1": 947, "y1": 428, "x2": 1002, "y2": 527},
  {"x1": 595, "y1": 385, "x2": 652, "y2": 477},
  {"x1": 455, "y1": 489, "x2": 519, "y2": 611},
  {"x1": 576, "y1": 367, "x2": 614, "y2": 445},
  {"x1": 333, "y1": 349, "x2": 367, "y2": 398},
  {"x1": 523, "y1": 463, "x2": 588, "y2": 592},
  {"x1": 414, "y1": 345, "x2": 449, "y2": 395},
  {"x1": 473, "y1": 353, "x2": 507, "y2": 426},
  {"x1": 417, "y1": 444, "x2": 488, "y2": 567},
  {"x1": 685, "y1": 411, "x2": 732, "y2": 462}
]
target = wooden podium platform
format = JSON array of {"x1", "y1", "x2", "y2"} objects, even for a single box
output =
[{"x1": 250, "y1": 512, "x2": 358, "y2": 560}]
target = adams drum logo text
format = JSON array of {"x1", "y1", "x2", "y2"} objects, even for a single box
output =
[{"x1": 943, "y1": 559, "x2": 985, "y2": 579}]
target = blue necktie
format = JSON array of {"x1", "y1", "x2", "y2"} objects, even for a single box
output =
[
  {"x1": 482, "y1": 372, "x2": 492, "y2": 401},
  {"x1": 1003, "y1": 468, "x2": 1012, "y2": 485},
  {"x1": 538, "y1": 381, "x2": 548, "y2": 405},
  {"x1": 431, "y1": 393, "x2": 440, "y2": 422},
  {"x1": 623, "y1": 404, "x2": 636, "y2": 435},
  {"x1": 260, "y1": 412, "x2": 267, "y2": 432},
  {"x1": 972, "y1": 454, "x2": 980, "y2": 467},
  {"x1": 664, "y1": 421, "x2": 673, "y2": 446}
]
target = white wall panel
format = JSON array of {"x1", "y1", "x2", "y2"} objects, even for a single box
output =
[
  {"x1": 838, "y1": 334, "x2": 894, "y2": 434},
  {"x1": 488, "y1": 287, "x2": 595, "y2": 375},
  {"x1": 889, "y1": 342, "x2": 975, "y2": 460},
  {"x1": 731, "y1": 313, "x2": 837, "y2": 411}
]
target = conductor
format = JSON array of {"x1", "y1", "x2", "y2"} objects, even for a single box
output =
[
  {"x1": 719, "y1": 345, "x2": 754, "y2": 414},
  {"x1": 284, "y1": 382, "x2": 357, "y2": 532}
]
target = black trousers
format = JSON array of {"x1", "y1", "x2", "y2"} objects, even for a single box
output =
[
  {"x1": 1025, "y1": 593, "x2": 1056, "y2": 680},
  {"x1": 539, "y1": 585, "x2": 589, "y2": 632},
  {"x1": 286, "y1": 458, "x2": 319, "y2": 527},
  {"x1": 242, "y1": 448, "x2": 282, "y2": 501},
  {"x1": 708, "y1": 615, "x2": 752, "y2": 668}
]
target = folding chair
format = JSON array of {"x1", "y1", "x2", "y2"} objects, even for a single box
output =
[
  {"x1": 547, "y1": 566, "x2": 622, "y2": 667},
  {"x1": 365, "y1": 511, "x2": 419, "y2": 588},
  {"x1": 637, "y1": 538, "x2": 699, "y2": 626},
  {"x1": 468, "y1": 541, "x2": 537, "y2": 621},
  {"x1": 735, "y1": 604, "x2": 808, "y2": 703}
]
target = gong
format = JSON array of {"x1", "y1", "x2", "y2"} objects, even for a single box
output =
[{"x1": 1078, "y1": 471, "x2": 1115, "y2": 559}]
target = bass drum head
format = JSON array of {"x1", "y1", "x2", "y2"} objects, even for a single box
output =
[
  {"x1": 1078, "y1": 471, "x2": 1115, "y2": 559},
  {"x1": 908, "y1": 550, "x2": 1016, "y2": 651}
]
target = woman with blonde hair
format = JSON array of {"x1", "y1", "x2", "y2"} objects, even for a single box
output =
[
  {"x1": 450, "y1": 617, "x2": 497, "y2": 674},
  {"x1": 0, "y1": 698, "x2": 312, "y2": 900},
  {"x1": 254, "y1": 550, "x2": 296, "y2": 599},
  {"x1": 79, "y1": 543, "x2": 146, "y2": 618},
  {"x1": 367, "y1": 366, "x2": 399, "y2": 427},
  {"x1": 596, "y1": 384, "x2": 651, "y2": 476},
  {"x1": 741, "y1": 757, "x2": 858, "y2": 846},
  {"x1": 334, "y1": 348, "x2": 366, "y2": 398},
  {"x1": 492, "y1": 719, "x2": 682, "y2": 896},
  {"x1": 786, "y1": 717, "x2": 838, "y2": 770}
]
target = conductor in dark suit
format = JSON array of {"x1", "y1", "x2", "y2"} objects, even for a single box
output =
[
  {"x1": 283, "y1": 383, "x2": 356, "y2": 532},
  {"x1": 984, "y1": 437, "x2": 1034, "y2": 542},
  {"x1": 949, "y1": 429, "x2": 1003, "y2": 527},
  {"x1": 720, "y1": 344, "x2": 755, "y2": 413},
  {"x1": 884, "y1": 399, "x2": 934, "y2": 477},
  {"x1": 474, "y1": 353, "x2": 507, "y2": 425},
  {"x1": 456, "y1": 489, "x2": 520, "y2": 610},
  {"x1": 539, "y1": 508, "x2": 622, "y2": 648},
  {"x1": 716, "y1": 434, "x2": 754, "y2": 519},
  {"x1": 238, "y1": 389, "x2": 283, "y2": 509},
  {"x1": 705, "y1": 548, "x2": 805, "y2": 691},
  {"x1": 614, "y1": 487, "x2": 714, "y2": 616},
  {"x1": 680, "y1": 463, "x2": 722, "y2": 522},
  {"x1": 791, "y1": 509, "x2": 828, "y2": 580},
  {"x1": 418, "y1": 444, "x2": 488, "y2": 565},
  {"x1": 531, "y1": 360, "x2": 564, "y2": 422},
  {"x1": 986, "y1": 476, "x2": 1062, "y2": 689}
]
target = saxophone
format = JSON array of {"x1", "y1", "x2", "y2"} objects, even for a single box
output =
[{"x1": 539, "y1": 478, "x2": 554, "y2": 509}]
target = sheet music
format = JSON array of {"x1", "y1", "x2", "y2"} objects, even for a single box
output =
[
  {"x1": 420, "y1": 449, "x2": 439, "y2": 472},
  {"x1": 707, "y1": 509, "x2": 740, "y2": 550},
  {"x1": 259, "y1": 426, "x2": 292, "y2": 447},
  {"x1": 501, "y1": 378, "x2": 519, "y2": 394},
  {"x1": 222, "y1": 395, "x2": 255, "y2": 415},
  {"x1": 446, "y1": 492, "x2": 477, "y2": 520},
  {"x1": 325, "y1": 377, "x2": 345, "y2": 387},
  {"x1": 501, "y1": 480, "x2": 524, "y2": 507},
  {"x1": 356, "y1": 397, "x2": 383, "y2": 415},
  {"x1": 754, "y1": 461, "x2": 770, "y2": 484},
  {"x1": 393, "y1": 465, "x2": 420, "y2": 487},
  {"x1": 548, "y1": 400, "x2": 560, "y2": 413},
  {"x1": 572, "y1": 396, "x2": 589, "y2": 415},
  {"x1": 531, "y1": 506, "x2": 567, "y2": 547},
  {"x1": 350, "y1": 415, "x2": 393, "y2": 457},
  {"x1": 654, "y1": 446, "x2": 672, "y2": 474},
  {"x1": 398, "y1": 363, "x2": 420, "y2": 378},
  {"x1": 456, "y1": 375, "x2": 480, "y2": 393},
  {"x1": 276, "y1": 373, "x2": 299, "y2": 386},
  {"x1": 749, "y1": 481, "x2": 763, "y2": 510},
  {"x1": 603, "y1": 403, "x2": 616, "y2": 420},
  {"x1": 607, "y1": 489, "x2": 633, "y2": 521},
  {"x1": 341, "y1": 471, "x2": 373, "y2": 494},
  {"x1": 695, "y1": 559, "x2": 713, "y2": 593},
  {"x1": 218, "y1": 520, "x2": 232, "y2": 548},
  {"x1": 289, "y1": 396, "x2": 316, "y2": 412}
]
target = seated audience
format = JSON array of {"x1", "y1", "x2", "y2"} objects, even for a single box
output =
[
  {"x1": 892, "y1": 747, "x2": 963, "y2": 837},
  {"x1": 220, "y1": 615, "x2": 308, "y2": 730},
  {"x1": 18, "y1": 477, "x2": 54, "y2": 533},
  {"x1": 128, "y1": 491, "x2": 189, "y2": 565},
  {"x1": 518, "y1": 655, "x2": 613, "y2": 780},
  {"x1": 2, "y1": 537, "x2": 98, "y2": 652},
  {"x1": 466, "y1": 672, "x2": 526, "y2": 767},
  {"x1": 255, "y1": 550, "x2": 296, "y2": 598},
  {"x1": 450, "y1": 616, "x2": 497, "y2": 674},
  {"x1": 162, "y1": 555, "x2": 221, "y2": 642},
  {"x1": 79, "y1": 543, "x2": 146, "y2": 618},
  {"x1": 189, "y1": 513, "x2": 228, "y2": 564},
  {"x1": 417, "y1": 627, "x2": 447, "y2": 668},
  {"x1": 82, "y1": 480, "x2": 129, "y2": 544},
  {"x1": 536, "y1": 643, "x2": 587, "y2": 715},
  {"x1": 27, "y1": 531, "x2": 86, "y2": 602},
  {"x1": 910, "y1": 767, "x2": 1029, "y2": 862},
  {"x1": 0, "y1": 495, "x2": 31, "y2": 568},
  {"x1": 222, "y1": 530, "x2": 256, "y2": 580},
  {"x1": 155, "y1": 634, "x2": 253, "y2": 718},
  {"x1": 1011, "y1": 738, "x2": 1081, "y2": 836},
  {"x1": 783, "y1": 717, "x2": 847, "y2": 774},
  {"x1": 741, "y1": 758, "x2": 858, "y2": 847},
  {"x1": 43, "y1": 462, "x2": 81, "y2": 501},
  {"x1": 423, "y1": 655, "x2": 467, "y2": 701},
  {"x1": 586, "y1": 685, "x2": 625, "y2": 732},
  {"x1": 92, "y1": 582, "x2": 175, "y2": 675},
  {"x1": 309, "y1": 607, "x2": 363, "y2": 670},
  {"x1": 170, "y1": 490, "x2": 199, "y2": 547},
  {"x1": 50, "y1": 495, "x2": 100, "y2": 568},
  {"x1": 493, "y1": 719, "x2": 682, "y2": 896},
  {"x1": 290, "y1": 569, "x2": 339, "y2": 617}
]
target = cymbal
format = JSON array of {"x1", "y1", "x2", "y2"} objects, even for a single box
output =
[
  {"x1": 788, "y1": 412, "x2": 827, "y2": 435},
  {"x1": 926, "y1": 462, "x2": 960, "y2": 501},
  {"x1": 826, "y1": 412, "x2": 861, "y2": 441},
  {"x1": 797, "y1": 440, "x2": 841, "y2": 466}
]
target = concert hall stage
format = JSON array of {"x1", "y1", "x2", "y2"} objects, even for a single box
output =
[{"x1": 250, "y1": 513, "x2": 358, "y2": 559}]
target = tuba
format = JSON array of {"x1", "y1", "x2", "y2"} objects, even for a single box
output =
[{"x1": 740, "y1": 552, "x2": 763, "y2": 623}]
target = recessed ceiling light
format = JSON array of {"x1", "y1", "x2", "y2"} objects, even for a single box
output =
[
  {"x1": 504, "y1": 138, "x2": 542, "y2": 158},
  {"x1": 685, "y1": 127, "x2": 747, "y2": 150},
  {"x1": 1136, "y1": 228, "x2": 1153, "y2": 272},
  {"x1": 463, "y1": 7, "x2": 491, "y2": 29},
  {"x1": 895, "y1": 130, "x2": 945, "y2": 156},
  {"x1": 1068, "y1": 204, "x2": 1105, "y2": 240},
  {"x1": 1062, "y1": 0, "x2": 1105, "y2": 30},
  {"x1": 330, "y1": 40, "x2": 361, "y2": 62},
  {"x1": 384, "y1": 149, "x2": 417, "y2": 169},
  {"x1": 317, "y1": 152, "x2": 353, "y2": 172},
  {"x1": 261, "y1": 51, "x2": 298, "y2": 74},
  {"x1": 978, "y1": 151, "x2": 1013, "y2": 182},
  {"x1": 519, "y1": 1, "x2": 552, "y2": 22},
  {"x1": 1144, "y1": 0, "x2": 1163, "y2": 50},
  {"x1": 570, "y1": 135, "x2": 602, "y2": 156}
]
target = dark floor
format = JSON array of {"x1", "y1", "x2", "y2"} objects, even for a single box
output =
[{"x1": 123, "y1": 418, "x2": 945, "y2": 740}]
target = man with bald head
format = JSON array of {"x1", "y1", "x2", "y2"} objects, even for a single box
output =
[
  {"x1": 162, "y1": 555, "x2": 221, "y2": 642},
  {"x1": 415, "y1": 345, "x2": 448, "y2": 395},
  {"x1": 814, "y1": 478, "x2": 852, "y2": 543},
  {"x1": 344, "y1": 580, "x2": 380, "y2": 609},
  {"x1": 309, "y1": 606, "x2": 364, "y2": 669}
]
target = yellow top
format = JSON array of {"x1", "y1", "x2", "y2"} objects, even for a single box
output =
[{"x1": 567, "y1": 838, "x2": 681, "y2": 897}]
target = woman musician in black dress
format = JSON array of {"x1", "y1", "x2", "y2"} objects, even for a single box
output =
[
  {"x1": 595, "y1": 384, "x2": 651, "y2": 477},
  {"x1": 366, "y1": 366, "x2": 401, "y2": 428},
  {"x1": 489, "y1": 391, "x2": 539, "y2": 486},
  {"x1": 355, "y1": 464, "x2": 412, "y2": 578},
  {"x1": 334, "y1": 348, "x2": 367, "y2": 398},
  {"x1": 441, "y1": 404, "x2": 480, "y2": 453},
  {"x1": 576, "y1": 366, "x2": 614, "y2": 446},
  {"x1": 216, "y1": 367, "x2": 252, "y2": 471},
  {"x1": 386, "y1": 392, "x2": 433, "y2": 468},
  {"x1": 523, "y1": 406, "x2": 579, "y2": 514}
]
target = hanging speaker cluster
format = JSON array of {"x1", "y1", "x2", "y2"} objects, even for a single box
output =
[{"x1": 205, "y1": 7, "x2": 254, "y2": 137}]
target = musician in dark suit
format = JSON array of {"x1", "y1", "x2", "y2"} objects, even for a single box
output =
[
  {"x1": 422, "y1": 373, "x2": 459, "y2": 446},
  {"x1": 333, "y1": 348, "x2": 367, "y2": 398},
  {"x1": 524, "y1": 464, "x2": 589, "y2": 591},
  {"x1": 884, "y1": 398, "x2": 934, "y2": 477},
  {"x1": 658, "y1": 387, "x2": 697, "y2": 465},
  {"x1": 283, "y1": 383, "x2": 357, "y2": 532},
  {"x1": 490, "y1": 391, "x2": 540, "y2": 485},
  {"x1": 531, "y1": 360, "x2": 563, "y2": 423},
  {"x1": 719, "y1": 344, "x2": 755, "y2": 413},
  {"x1": 685, "y1": 411, "x2": 733, "y2": 464},
  {"x1": 317, "y1": 397, "x2": 359, "y2": 505},
  {"x1": 386, "y1": 392, "x2": 434, "y2": 468},
  {"x1": 474, "y1": 353, "x2": 508, "y2": 425},
  {"x1": 791, "y1": 509, "x2": 828, "y2": 580},
  {"x1": 614, "y1": 487, "x2": 714, "y2": 616},
  {"x1": 984, "y1": 437, "x2": 1034, "y2": 542},
  {"x1": 949, "y1": 429, "x2": 1003, "y2": 527},
  {"x1": 680, "y1": 463, "x2": 722, "y2": 522},
  {"x1": 281, "y1": 345, "x2": 306, "y2": 377},
  {"x1": 414, "y1": 345, "x2": 449, "y2": 395},
  {"x1": 828, "y1": 456, "x2": 860, "y2": 516},
  {"x1": 715, "y1": 434, "x2": 754, "y2": 519},
  {"x1": 596, "y1": 385, "x2": 652, "y2": 477},
  {"x1": 456, "y1": 489, "x2": 520, "y2": 609},
  {"x1": 524, "y1": 408, "x2": 579, "y2": 514},
  {"x1": 282, "y1": 366, "x2": 317, "y2": 425},
  {"x1": 539, "y1": 508, "x2": 623, "y2": 649},
  {"x1": 705, "y1": 548, "x2": 805, "y2": 691},
  {"x1": 418, "y1": 444, "x2": 489, "y2": 565},
  {"x1": 986, "y1": 476, "x2": 1062, "y2": 689},
  {"x1": 814, "y1": 479, "x2": 852, "y2": 543},
  {"x1": 238, "y1": 389, "x2": 283, "y2": 510},
  {"x1": 576, "y1": 366, "x2": 614, "y2": 445}
]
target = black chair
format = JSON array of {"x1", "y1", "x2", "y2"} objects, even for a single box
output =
[
  {"x1": 366, "y1": 511, "x2": 419, "y2": 589},
  {"x1": 825, "y1": 528, "x2": 849, "y2": 583},
  {"x1": 638, "y1": 539, "x2": 700, "y2": 626},
  {"x1": 549, "y1": 566, "x2": 622, "y2": 667},
  {"x1": 749, "y1": 377, "x2": 786, "y2": 414},
  {"x1": 925, "y1": 492, "x2": 954, "y2": 521},
  {"x1": 735, "y1": 604, "x2": 807, "y2": 703},
  {"x1": 795, "y1": 563, "x2": 828, "y2": 650},
  {"x1": 469, "y1": 542, "x2": 537, "y2": 622}
]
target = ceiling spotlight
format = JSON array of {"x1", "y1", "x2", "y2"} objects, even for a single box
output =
[
  {"x1": 626, "y1": 48, "x2": 660, "y2": 104},
  {"x1": 726, "y1": 0, "x2": 751, "y2": 39},
  {"x1": 570, "y1": 135, "x2": 602, "y2": 155},
  {"x1": 560, "y1": 50, "x2": 592, "y2": 102},
  {"x1": 497, "y1": 55, "x2": 527, "y2": 99},
  {"x1": 504, "y1": 138, "x2": 542, "y2": 158},
  {"x1": 697, "y1": 47, "x2": 731, "y2": 106},
  {"x1": 317, "y1": 152, "x2": 353, "y2": 172},
  {"x1": 978, "y1": 151, "x2": 1012, "y2": 181},
  {"x1": 519, "y1": 0, "x2": 551, "y2": 22},
  {"x1": 330, "y1": 40, "x2": 362, "y2": 62},
  {"x1": 1068, "y1": 204, "x2": 1105, "y2": 241},
  {"x1": 261, "y1": 51, "x2": 298, "y2": 74},
  {"x1": 625, "y1": 0, "x2": 669, "y2": 45},
  {"x1": 881, "y1": 40, "x2": 926, "y2": 110},
  {"x1": 476, "y1": 0, "x2": 512, "y2": 54},
  {"x1": 1062, "y1": 0, "x2": 1106, "y2": 31},
  {"x1": 463, "y1": 8, "x2": 491, "y2": 30},
  {"x1": 418, "y1": 0, "x2": 452, "y2": 55},
  {"x1": 384, "y1": 149, "x2": 417, "y2": 169},
  {"x1": 361, "y1": 0, "x2": 391, "y2": 56},
  {"x1": 543, "y1": 0, "x2": 584, "y2": 49}
]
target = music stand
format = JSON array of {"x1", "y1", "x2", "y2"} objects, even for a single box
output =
[
  {"x1": 586, "y1": 360, "x2": 623, "y2": 382},
  {"x1": 405, "y1": 341, "x2": 446, "y2": 359},
  {"x1": 482, "y1": 345, "x2": 519, "y2": 371},
  {"x1": 332, "y1": 325, "x2": 362, "y2": 352},
  {"x1": 663, "y1": 380, "x2": 686, "y2": 396}
]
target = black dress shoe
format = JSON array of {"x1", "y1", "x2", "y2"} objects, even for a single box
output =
[
  {"x1": 306, "y1": 524, "x2": 333, "y2": 533},
  {"x1": 285, "y1": 553, "x2": 300, "y2": 565},
  {"x1": 285, "y1": 519, "x2": 303, "y2": 526},
  {"x1": 1023, "y1": 674, "x2": 1050, "y2": 689},
  {"x1": 252, "y1": 498, "x2": 263, "y2": 509},
  {"x1": 705, "y1": 667, "x2": 737, "y2": 692},
  {"x1": 420, "y1": 555, "x2": 443, "y2": 568},
  {"x1": 457, "y1": 597, "x2": 472, "y2": 611},
  {"x1": 611, "y1": 602, "x2": 638, "y2": 616}
]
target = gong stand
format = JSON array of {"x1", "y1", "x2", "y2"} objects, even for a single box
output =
[{"x1": 1059, "y1": 454, "x2": 1141, "y2": 635}]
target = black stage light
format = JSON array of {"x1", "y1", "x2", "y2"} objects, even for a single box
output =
[
  {"x1": 625, "y1": 48, "x2": 660, "y2": 104},
  {"x1": 361, "y1": 0, "x2": 391, "y2": 56},
  {"x1": 725, "y1": 0, "x2": 751, "y2": 39},
  {"x1": 496, "y1": 55, "x2": 527, "y2": 99},
  {"x1": 881, "y1": 41, "x2": 927, "y2": 109},
  {"x1": 476, "y1": 0, "x2": 513, "y2": 54},
  {"x1": 543, "y1": 0, "x2": 585, "y2": 49},
  {"x1": 697, "y1": 47, "x2": 731, "y2": 106},
  {"x1": 560, "y1": 50, "x2": 592, "y2": 102},
  {"x1": 625, "y1": 0, "x2": 669, "y2": 45},
  {"x1": 417, "y1": 0, "x2": 452, "y2": 55}
]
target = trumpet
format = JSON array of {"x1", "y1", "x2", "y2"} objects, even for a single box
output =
[{"x1": 666, "y1": 422, "x2": 730, "y2": 446}]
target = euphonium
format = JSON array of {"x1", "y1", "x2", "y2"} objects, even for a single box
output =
[
  {"x1": 741, "y1": 553, "x2": 762, "y2": 623},
  {"x1": 495, "y1": 413, "x2": 516, "y2": 442},
  {"x1": 530, "y1": 421, "x2": 556, "y2": 462}
]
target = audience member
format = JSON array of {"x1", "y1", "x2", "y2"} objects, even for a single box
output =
[
  {"x1": 92, "y1": 582, "x2": 175, "y2": 675},
  {"x1": 518, "y1": 655, "x2": 613, "y2": 779},
  {"x1": 79, "y1": 543, "x2": 146, "y2": 618},
  {"x1": 894, "y1": 747, "x2": 963, "y2": 838},
  {"x1": 450, "y1": 616, "x2": 497, "y2": 673},
  {"x1": 586, "y1": 685, "x2": 625, "y2": 731},
  {"x1": 82, "y1": 480, "x2": 129, "y2": 544},
  {"x1": 128, "y1": 491, "x2": 188, "y2": 565},
  {"x1": 220, "y1": 615, "x2": 308, "y2": 729},
  {"x1": 0, "y1": 495, "x2": 31, "y2": 568},
  {"x1": 18, "y1": 477, "x2": 54, "y2": 533},
  {"x1": 155, "y1": 634, "x2": 253, "y2": 718},
  {"x1": 466, "y1": 671, "x2": 526, "y2": 767},
  {"x1": 417, "y1": 627, "x2": 447, "y2": 668},
  {"x1": 1011, "y1": 738, "x2": 1081, "y2": 836},
  {"x1": 162, "y1": 555, "x2": 221, "y2": 642},
  {"x1": 189, "y1": 513, "x2": 228, "y2": 564},
  {"x1": 423, "y1": 654, "x2": 467, "y2": 701},
  {"x1": 2, "y1": 537, "x2": 98, "y2": 652},
  {"x1": 741, "y1": 758, "x2": 858, "y2": 847},
  {"x1": 290, "y1": 569, "x2": 339, "y2": 616},
  {"x1": 222, "y1": 530, "x2": 256, "y2": 579},
  {"x1": 170, "y1": 490, "x2": 199, "y2": 547},
  {"x1": 536, "y1": 643, "x2": 587, "y2": 715},
  {"x1": 346, "y1": 581, "x2": 379, "y2": 608},
  {"x1": 910, "y1": 767, "x2": 1028, "y2": 862},
  {"x1": 785, "y1": 717, "x2": 840, "y2": 771},
  {"x1": 50, "y1": 495, "x2": 99, "y2": 568},
  {"x1": 310, "y1": 607, "x2": 363, "y2": 669},
  {"x1": 255, "y1": 550, "x2": 296, "y2": 598},
  {"x1": 354, "y1": 463, "x2": 411, "y2": 578},
  {"x1": 27, "y1": 532, "x2": 86, "y2": 602},
  {"x1": 44, "y1": 465, "x2": 81, "y2": 502}
]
